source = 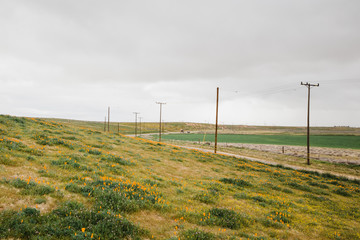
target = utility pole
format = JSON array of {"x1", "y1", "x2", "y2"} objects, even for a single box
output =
[
  {"x1": 139, "y1": 117, "x2": 143, "y2": 137},
  {"x1": 215, "y1": 87, "x2": 219, "y2": 153},
  {"x1": 301, "y1": 82, "x2": 319, "y2": 165},
  {"x1": 133, "y1": 112, "x2": 139, "y2": 137},
  {"x1": 107, "y1": 107, "x2": 110, "y2": 132},
  {"x1": 156, "y1": 102, "x2": 166, "y2": 142}
]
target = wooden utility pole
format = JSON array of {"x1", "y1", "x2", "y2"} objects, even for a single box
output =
[
  {"x1": 156, "y1": 102, "x2": 166, "y2": 142},
  {"x1": 139, "y1": 117, "x2": 143, "y2": 137},
  {"x1": 107, "y1": 107, "x2": 110, "y2": 132},
  {"x1": 133, "y1": 112, "x2": 139, "y2": 137},
  {"x1": 301, "y1": 82, "x2": 319, "y2": 165},
  {"x1": 215, "y1": 87, "x2": 219, "y2": 153}
]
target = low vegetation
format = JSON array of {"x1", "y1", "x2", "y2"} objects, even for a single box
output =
[{"x1": 0, "y1": 114, "x2": 359, "y2": 239}]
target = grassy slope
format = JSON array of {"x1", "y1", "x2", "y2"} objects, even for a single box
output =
[
  {"x1": 0, "y1": 115, "x2": 359, "y2": 240},
  {"x1": 50, "y1": 119, "x2": 215, "y2": 135},
  {"x1": 160, "y1": 134, "x2": 360, "y2": 149}
]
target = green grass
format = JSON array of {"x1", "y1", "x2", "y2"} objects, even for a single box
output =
[
  {"x1": 160, "y1": 133, "x2": 360, "y2": 149},
  {"x1": 1, "y1": 114, "x2": 360, "y2": 239}
]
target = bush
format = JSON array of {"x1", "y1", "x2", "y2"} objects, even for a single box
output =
[
  {"x1": 0, "y1": 155, "x2": 17, "y2": 166},
  {"x1": 8, "y1": 178, "x2": 55, "y2": 196},
  {"x1": 101, "y1": 154, "x2": 133, "y2": 165},
  {"x1": 202, "y1": 208, "x2": 248, "y2": 229},
  {"x1": 194, "y1": 189, "x2": 219, "y2": 204},
  {"x1": 26, "y1": 156, "x2": 36, "y2": 161},
  {"x1": 96, "y1": 189, "x2": 141, "y2": 213},
  {"x1": 88, "y1": 149, "x2": 102, "y2": 155},
  {"x1": 286, "y1": 181, "x2": 312, "y2": 192},
  {"x1": 66, "y1": 179, "x2": 163, "y2": 213},
  {"x1": 303, "y1": 194, "x2": 329, "y2": 202},
  {"x1": 34, "y1": 198, "x2": 47, "y2": 204},
  {"x1": 220, "y1": 178, "x2": 252, "y2": 187},
  {"x1": 333, "y1": 188, "x2": 352, "y2": 197},
  {"x1": 51, "y1": 158, "x2": 91, "y2": 171},
  {"x1": 307, "y1": 181, "x2": 329, "y2": 189},
  {"x1": 0, "y1": 201, "x2": 144, "y2": 239},
  {"x1": 263, "y1": 210, "x2": 291, "y2": 229},
  {"x1": 180, "y1": 228, "x2": 216, "y2": 240},
  {"x1": 35, "y1": 135, "x2": 74, "y2": 149}
]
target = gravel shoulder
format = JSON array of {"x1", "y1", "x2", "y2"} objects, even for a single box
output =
[{"x1": 219, "y1": 142, "x2": 360, "y2": 165}]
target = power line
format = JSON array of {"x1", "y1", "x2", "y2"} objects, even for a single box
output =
[
  {"x1": 234, "y1": 86, "x2": 302, "y2": 98},
  {"x1": 230, "y1": 78, "x2": 359, "y2": 98},
  {"x1": 316, "y1": 78, "x2": 360, "y2": 84}
]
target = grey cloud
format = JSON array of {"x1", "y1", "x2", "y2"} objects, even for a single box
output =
[{"x1": 1, "y1": 0, "x2": 359, "y2": 126}]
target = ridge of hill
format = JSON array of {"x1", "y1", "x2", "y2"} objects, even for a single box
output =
[{"x1": 0, "y1": 115, "x2": 360, "y2": 239}]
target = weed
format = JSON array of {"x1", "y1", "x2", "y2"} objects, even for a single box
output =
[
  {"x1": 180, "y1": 228, "x2": 216, "y2": 240},
  {"x1": 26, "y1": 155, "x2": 36, "y2": 161},
  {"x1": 286, "y1": 181, "x2": 312, "y2": 192},
  {"x1": 220, "y1": 178, "x2": 252, "y2": 187},
  {"x1": 34, "y1": 198, "x2": 47, "y2": 204},
  {"x1": 194, "y1": 189, "x2": 219, "y2": 204},
  {"x1": 51, "y1": 157, "x2": 91, "y2": 171},
  {"x1": 142, "y1": 179, "x2": 161, "y2": 187},
  {"x1": 234, "y1": 192, "x2": 249, "y2": 200},
  {"x1": 201, "y1": 208, "x2": 249, "y2": 229},
  {"x1": 307, "y1": 181, "x2": 329, "y2": 189},
  {"x1": 0, "y1": 155, "x2": 17, "y2": 166},
  {"x1": 303, "y1": 194, "x2": 329, "y2": 202},
  {"x1": 0, "y1": 202, "x2": 144, "y2": 239},
  {"x1": 101, "y1": 154, "x2": 133, "y2": 165},
  {"x1": 35, "y1": 134, "x2": 75, "y2": 149},
  {"x1": 5, "y1": 178, "x2": 55, "y2": 196},
  {"x1": 333, "y1": 188, "x2": 352, "y2": 197}
]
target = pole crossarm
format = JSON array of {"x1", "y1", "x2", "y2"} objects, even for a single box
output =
[{"x1": 301, "y1": 82, "x2": 320, "y2": 88}]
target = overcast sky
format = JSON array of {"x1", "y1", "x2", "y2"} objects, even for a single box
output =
[{"x1": 1, "y1": 0, "x2": 360, "y2": 126}]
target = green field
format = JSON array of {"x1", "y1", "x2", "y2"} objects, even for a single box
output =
[{"x1": 160, "y1": 134, "x2": 360, "y2": 149}]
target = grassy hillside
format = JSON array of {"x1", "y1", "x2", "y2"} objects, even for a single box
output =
[
  {"x1": 50, "y1": 119, "x2": 215, "y2": 135},
  {"x1": 160, "y1": 134, "x2": 360, "y2": 149},
  {"x1": 1, "y1": 115, "x2": 360, "y2": 239}
]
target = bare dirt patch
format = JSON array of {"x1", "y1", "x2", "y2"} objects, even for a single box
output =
[{"x1": 220, "y1": 142, "x2": 360, "y2": 165}]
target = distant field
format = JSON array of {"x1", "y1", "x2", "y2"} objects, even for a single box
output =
[{"x1": 161, "y1": 133, "x2": 360, "y2": 149}]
